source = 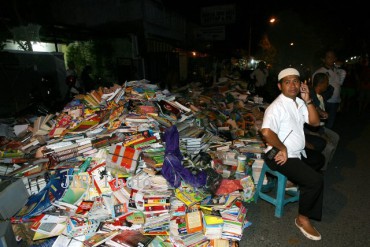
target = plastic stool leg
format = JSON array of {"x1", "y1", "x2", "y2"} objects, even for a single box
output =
[
  {"x1": 274, "y1": 174, "x2": 287, "y2": 218},
  {"x1": 254, "y1": 163, "x2": 268, "y2": 203}
]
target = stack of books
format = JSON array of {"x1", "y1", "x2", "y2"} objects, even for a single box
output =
[
  {"x1": 202, "y1": 214, "x2": 223, "y2": 240},
  {"x1": 137, "y1": 189, "x2": 172, "y2": 235},
  {"x1": 220, "y1": 200, "x2": 248, "y2": 241},
  {"x1": 44, "y1": 138, "x2": 94, "y2": 162},
  {"x1": 170, "y1": 232, "x2": 209, "y2": 247},
  {"x1": 32, "y1": 114, "x2": 56, "y2": 136},
  {"x1": 141, "y1": 146, "x2": 165, "y2": 169},
  {"x1": 182, "y1": 137, "x2": 202, "y2": 154}
]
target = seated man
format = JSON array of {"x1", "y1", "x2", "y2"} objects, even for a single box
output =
[
  {"x1": 261, "y1": 68, "x2": 324, "y2": 240},
  {"x1": 307, "y1": 72, "x2": 340, "y2": 170}
]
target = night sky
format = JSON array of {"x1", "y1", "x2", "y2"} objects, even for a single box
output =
[
  {"x1": 1, "y1": 0, "x2": 369, "y2": 66},
  {"x1": 164, "y1": 0, "x2": 370, "y2": 60}
]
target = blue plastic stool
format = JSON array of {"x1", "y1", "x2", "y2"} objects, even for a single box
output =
[{"x1": 254, "y1": 162, "x2": 299, "y2": 218}]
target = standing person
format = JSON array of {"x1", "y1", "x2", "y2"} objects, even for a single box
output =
[
  {"x1": 250, "y1": 61, "x2": 269, "y2": 97},
  {"x1": 313, "y1": 50, "x2": 345, "y2": 129},
  {"x1": 358, "y1": 57, "x2": 370, "y2": 114},
  {"x1": 80, "y1": 65, "x2": 95, "y2": 93},
  {"x1": 64, "y1": 61, "x2": 80, "y2": 100},
  {"x1": 66, "y1": 61, "x2": 77, "y2": 78},
  {"x1": 340, "y1": 63, "x2": 358, "y2": 112},
  {"x1": 261, "y1": 68, "x2": 324, "y2": 241}
]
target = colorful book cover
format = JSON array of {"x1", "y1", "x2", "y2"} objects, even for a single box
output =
[
  {"x1": 75, "y1": 200, "x2": 94, "y2": 215},
  {"x1": 13, "y1": 168, "x2": 74, "y2": 221},
  {"x1": 60, "y1": 172, "x2": 90, "y2": 205},
  {"x1": 106, "y1": 230, "x2": 154, "y2": 247},
  {"x1": 83, "y1": 230, "x2": 119, "y2": 247}
]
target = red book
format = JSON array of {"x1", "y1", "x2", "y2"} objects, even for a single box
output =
[{"x1": 75, "y1": 200, "x2": 94, "y2": 215}]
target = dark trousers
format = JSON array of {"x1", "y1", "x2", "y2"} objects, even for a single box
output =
[
  {"x1": 325, "y1": 102, "x2": 339, "y2": 129},
  {"x1": 265, "y1": 153, "x2": 324, "y2": 221},
  {"x1": 305, "y1": 133, "x2": 327, "y2": 153}
]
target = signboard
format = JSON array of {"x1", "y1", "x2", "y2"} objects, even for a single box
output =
[
  {"x1": 201, "y1": 5, "x2": 236, "y2": 26},
  {"x1": 195, "y1": 26, "x2": 225, "y2": 41}
]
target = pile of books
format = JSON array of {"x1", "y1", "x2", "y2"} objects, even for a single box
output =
[
  {"x1": 1, "y1": 79, "x2": 263, "y2": 246},
  {"x1": 220, "y1": 200, "x2": 249, "y2": 241},
  {"x1": 137, "y1": 189, "x2": 172, "y2": 235}
]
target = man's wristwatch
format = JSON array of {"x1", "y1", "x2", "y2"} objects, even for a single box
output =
[{"x1": 305, "y1": 100, "x2": 313, "y2": 106}]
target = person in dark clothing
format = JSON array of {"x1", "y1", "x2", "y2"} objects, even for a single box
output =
[{"x1": 80, "y1": 65, "x2": 95, "y2": 93}]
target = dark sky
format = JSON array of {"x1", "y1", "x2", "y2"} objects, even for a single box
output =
[
  {"x1": 164, "y1": 0, "x2": 370, "y2": 61},
  {"x1": 2, "y1": 0, "x2": 369, "y2": 62}
]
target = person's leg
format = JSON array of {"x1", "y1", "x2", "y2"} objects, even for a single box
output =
[
  {"x1": 325, "y1": 102, "x2": 339, "y2": 129},
  {"x1": 323, "y1": 127, "x2": 340, "y2": 164},
  {"x1": 266, "y1": 158, "x2": 324, "y2": 239},
  {"x1": 266, "y1": 158, "x2": 324, "y2": 220},
  {"x1": 302, "y1": 148, "x2": 325, "y2": 172},
  {"x1": 305, "y1": 134, "x2": 327, "y2": 153},
  {"x1": 320, "y1": 142, "x2": 335, "y2": 170}
]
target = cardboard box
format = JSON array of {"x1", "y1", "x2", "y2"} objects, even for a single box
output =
[
  {"x1": 252, "y1": 159, "x2": 267, "y2": 185},
  {"x1": 0, "y1": 221, "x2": 17, "y2": 247},
  {"x1": 0, "y1": 179, "x2": 29, "y2": 220}
]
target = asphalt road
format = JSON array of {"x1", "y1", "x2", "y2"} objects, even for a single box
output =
[{"x1": 241, "y1": 107, "x2": 370, "y2": 246}]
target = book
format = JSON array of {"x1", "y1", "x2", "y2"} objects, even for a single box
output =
[
  {"x1": 83, "y1": 230, "x2": 120, "y2": 247},
  {"x1": 40, "y1": 114, "x2": 56, "y2": 131},
  {"x1": 90, "y1": 89, "x2": 103, "y2": 104},
  {"x1": 13, "y1": 168, "x2": 73, "y2": 221},
  {"x1": 102, "y1": 193, "x2": 130, "y2": 219},
  {"x1": 88, "y1": 162, "x2": 113, "y2": 194},
  {"x1": 204, "y1": 214, "x2": 224, "y2": 225},
  {"x1": 106, "y1": 230, "x2": 154, "y2": 247},
  {"x1": 59, "y1": 172, "x2": 89, "y2": 205},
  {"x1": 68, "y1": 119, "x2": 100, "y2": 134},
  {"x1": 49, "y1": 114, "x2": 72, "y2": 138},
  {"x1": 30, "y1": 214, "x2": 67, "y2": 239},
  {"x1": 66, "y1": 216, "x2": 100, "y2": 237},
  {"x1": 113, "y1": 187, "x2": 131, "y2": 204},
  {"x1": 83, "y1": 93, "x2": 100, "y2": 108},
  {"x1": 185, "y1": 210, "x2": 203, "y2": 234},
  {"x1": 75, "y1": 200, "x2": 94, "y2": 215},
  {"x1": 174, "y1": 187, "x2": 208, "y2": 207}
]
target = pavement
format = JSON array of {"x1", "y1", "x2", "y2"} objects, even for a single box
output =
[{"x1": 240, "y1": 107, "x2": 370, "y2": 246}]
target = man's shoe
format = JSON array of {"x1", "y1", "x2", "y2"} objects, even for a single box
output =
[{"x1": 295, "y1": 218, "x2": 321, "y2": 241}]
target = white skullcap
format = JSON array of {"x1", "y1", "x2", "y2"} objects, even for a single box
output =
[{"x1": 278, "y1": 68, "x2": 300, "y2": 81}]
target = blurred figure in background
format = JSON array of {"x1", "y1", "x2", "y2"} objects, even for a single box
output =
[
  {"x1": 340, "y1": 63, "x2": 359, "y2": 113},
  {"x1": 250, "y1": 61, "x2": 269, "y2": 98},
  {"x1": 358, "y1": 57, "x2": 370, "y2": 115},
  {"x1": 313, "y1": 50, "x2": 345, "y2": 129},
  {"x1": 306, "y1": 72, "x2": 340, "y2": 170},
  {"x1": 80, "y1": 65, "x2": 95, "y2": 93}
]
